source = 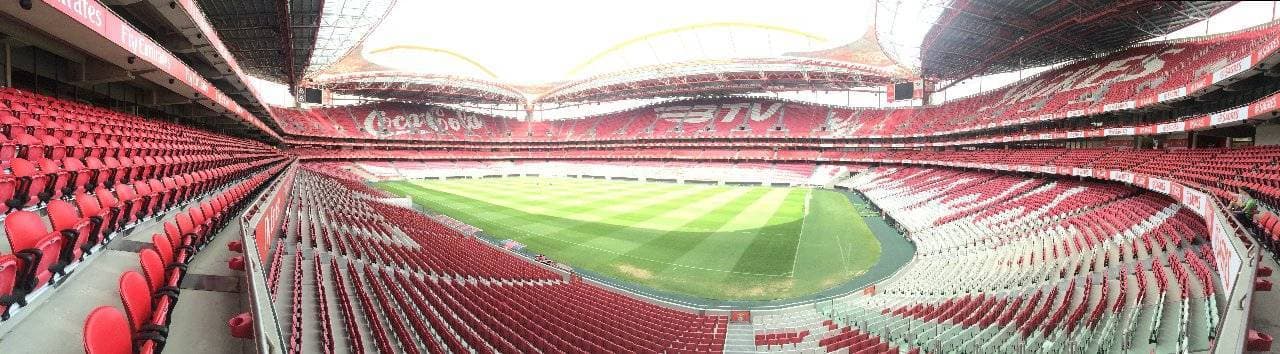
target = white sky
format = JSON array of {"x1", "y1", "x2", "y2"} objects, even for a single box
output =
[
  {"x1": 362, "y1": 0, "x2": 878, "y2": 83},
  {"x1": 254, "y1": 1, "x2": 1278, "y2": 111}
]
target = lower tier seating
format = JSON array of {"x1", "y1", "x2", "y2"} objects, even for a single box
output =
[
  {"x1": 269, "y1": 168, "x2": 728, "y2": 353},
  {"x1": 742, "y1": 167, "x2": 1220, "y2": 353}
]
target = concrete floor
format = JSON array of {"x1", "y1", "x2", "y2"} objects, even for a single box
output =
[
  {"x1": 1248, "y1": 254, "x2": 1280, "y2": 353},
  {"x1": 0, "y1": 192, "x2": 254, "y2": 354},
  {"x1": 162, "y1": 221, "x2": 253, "y2": 354}
]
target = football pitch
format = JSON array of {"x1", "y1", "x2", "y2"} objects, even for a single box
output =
[{"x1": 375, "y1": 177, "x2": 881, "y2": 301}]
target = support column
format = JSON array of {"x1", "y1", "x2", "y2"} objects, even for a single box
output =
[{"x1": 3, "y1": 43, "x2": 10, "y2": 87}]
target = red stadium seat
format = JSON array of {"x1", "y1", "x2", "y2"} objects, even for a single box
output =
[
  {"x1": 82, "y1": 306, "x2": 135, "y2": 354},
  {"x1": 4, "y1": 210, "x2": 65, "y2": 291}
]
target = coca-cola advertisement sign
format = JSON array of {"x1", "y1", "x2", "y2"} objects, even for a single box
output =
[{"x1": 363, "y1": 108, "x2": 484, "y2": 138}]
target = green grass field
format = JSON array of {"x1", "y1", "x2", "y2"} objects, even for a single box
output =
[{"x1": 375, "y1": 177, "x2": 881, "y2": 300}]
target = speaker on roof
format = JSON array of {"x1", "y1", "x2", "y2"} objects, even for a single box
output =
[{"x1": 302, "y1": 88, "x2": 322, "y2": 104}]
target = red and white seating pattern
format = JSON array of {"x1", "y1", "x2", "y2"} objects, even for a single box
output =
[
  {"x1": 271, "y1": 22, "x2": 1280, "y2": 144},
  {"x1": 745, "y1": 167, "x2": 1219, "y2": 353}
]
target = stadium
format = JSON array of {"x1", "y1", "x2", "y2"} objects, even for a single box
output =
[{"x1": 0, "y1": 0, "x2": 1278, "y2": 353}]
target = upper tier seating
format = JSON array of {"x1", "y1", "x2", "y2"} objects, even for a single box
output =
[
  {"x1": 0, "y1": 87, "x2": 283, "y2": 321},
  {"x1": 292, "y1": 145, "x2": 1280, "y2": 212},
  {"x1": 270, "y1": 22, "x2": 1280, "y2": 142}
]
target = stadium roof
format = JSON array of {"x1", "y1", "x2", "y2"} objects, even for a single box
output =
[
  {"x1": 195, "y1": 0, "x2": 394, "y2": 87},
  {"x1": 298, "y1": 0, "x2": 918, "y2": 105},
  {"x1": 921, "y1": 0, "x2": 1236, "y2": 82}
]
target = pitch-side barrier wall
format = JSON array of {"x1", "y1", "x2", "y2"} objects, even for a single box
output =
[{"x1": 238, "y1": 162, "x2": 298, "y2": 354}]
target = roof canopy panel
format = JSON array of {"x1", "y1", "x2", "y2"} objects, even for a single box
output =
[
  {"x1": 196, "y1": 0, "x2": 394, "y2": 86},
  {"x1": 921, "y1": 0, "x2": 1236, "y2": 81}
]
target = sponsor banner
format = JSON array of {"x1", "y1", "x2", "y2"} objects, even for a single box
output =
[
  {"x1": 1109, "y1": 171, "x2": 1135, "y2": 184},
  {"x1": 1185, "y1": 116, "x2": 1211, "y2": 130},
  {"x1": 1182, "y1": 188, "x2": 1209, "y2": 216},
  {"x1": 1072, "y1": 168, "x2": 1092, "y2": 177},
  {"x1": 252, "y1": 167, "x2": 295, "y2": 263},
  {"x1": 1156, "y1": 121, "x2": 1186, "y2": 134},
  {"x1": 1091, "y1": 169, "x2": 1107, "y2": 179},
  {"x1": 1056, "y1": 167, "x2": 1072, "y2": 175},
  {"x1": 1136, "y1": 125, "x2": 1156, "y2": 135},
  {"x1": 1187, "y1": 76, "x2": 1213, "y2": 92},
  {"x1": 1212, "y1": 57, "x2": 1253, "y2": 83},
  {"x1": 1066, "y1": 109, "x2": 1085, "y2": 118},
  {"x1": 1209, "y1": 106, "x2": 1250, "y2": 126},
  {"x1": 1038, "y1": 114, "x2": 1054, "y2": 122},
  {"x1": 1040, "y1": 166, "x2": 1057, "y2": 174},
  {"x1": 43, "y1": 0, "x2": 270, "y2": 135},
  {"x1": 363, "y1": 108, "x2": 486, "y2": 138},
  {"x1": 1136, "y1": 94, "x2": 1158, "y2": 107},
  {"x1": 1147, "y1": 177, "x2": 1171, "y2": 195},
  {"x1": 1208, "y1": 211, "x2": 1242, "y2": 296},
  {"x1": 1015, "y1": 165, "x2": 1031, "y2": 172},
  {"x1": 1103, "y1": 101, "x2": 1135, "y2": 112},
  {"x1": 1158, "y1": 87, "x2": 1188, "y2": 102},
  {"x1": 1132, "y1": 174, "x2": 1148, "y2": 187},
  {"x1": 1066, "y1": 131, "x2": 1085, "y2": 139},
  {"x1": 1250, "y1": 92, "x2": 1280, "y2": 119},
  {"x1": 1038, "y1": 133, "x2": 1053, "y2": 140},
  {"x1": 1257, "y1": 35, "x2": 1280, "y2": 62},
  {"x1": 1103, "y1": 127, "x2": 1135, "y2": 137}
]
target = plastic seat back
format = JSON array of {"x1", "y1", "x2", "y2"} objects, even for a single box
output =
[
  {"x1": 118, "y1": 271, "x2": 153, "y2": 333},
  {"x1": 4, "y1": 211, "x2": 63, "y2": 288},
  {"x1": 150, "y1": 234, "x2": 175, "y2": 266},
  {"x1": 0, "y1": 254, "x2": 18, "y2": 302},
  {"x1": 47, "y1": 199, "x2": 92, "y2": 260},
  {"x1": 83, "y1": 306, "x2": 133, "y2": 354},
  {"x1": 138, "y1": 249, "x2": 167, "y2": 294}
]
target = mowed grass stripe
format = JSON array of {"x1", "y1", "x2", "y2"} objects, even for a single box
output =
[
  {"x1": 443, "y1": 178, "x2": 688, "y2": 218},
  {"x1": 409, "y1": 178, "x2": 679, "y2": 221},
  {"x1": 602, "y1": 188, "x2": 771, "y2": 274},
  {"x1": 373, "y1": 178, "x2": 883, "y2": 301},
  {"x1": 790, "y1": 190, "x2": 881, "y2": 293},
  {"x1": 414, "y1": 178, "x2": 664, "y2": 216},
  {"x1": 435, "y1": 180, "x2": 708, "y2": 229},
  {"x1": 655, "y1": 188, "x2": 801, "y2": 284}
]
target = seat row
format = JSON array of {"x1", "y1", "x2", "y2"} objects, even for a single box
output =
[
  {"x1": 746, "y1": 167, "x2": 1218, "y2": 353},
  {"x1": 1, "y1": 157, "x2": 285, "y2": 320},
  {"x1": 269, "y1": 168, "x2": 729, "y2": 353},
  {"x1": 81, "y1": 163, "x2": 286, "y2": 354}
]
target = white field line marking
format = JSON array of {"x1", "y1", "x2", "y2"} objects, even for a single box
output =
[{"x1": 790, "y1": 189, "x2": 817, "y2": 276}]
